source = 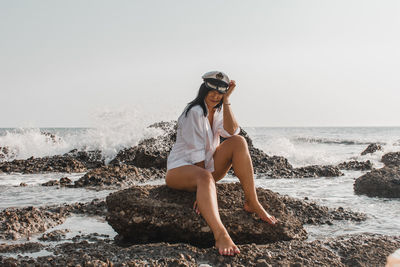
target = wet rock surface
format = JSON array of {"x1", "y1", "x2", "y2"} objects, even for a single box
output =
[
  {"x1": 110, "y1": 121, "x2": 177, "y2": 169},
  {"x1": 73, "y1": 165, "x2": 165, "y2": 188},
  {"x1": 361, "y1": 143, "x2": 382, "y2": 155},
  {"x1": 0, "y1": 206, "x2": 69, "y2": 240},
  {"x1": 41, "y1": 177, "x2": 72, "y2": 187},
  {"x1": 381, "y1": 151, "x2": 400, "y2": 167},
  {"x1": 0, "y1": 155, "x2": 87, "y2": 174},
  {"x1": 39, "y1": 229, "x2": 70, "y2": 242},
  {"x1": 1, "y1": 234, "x2": 398, "y2": 266},
  {"x1": 0, "y1": 242, "x2": 44, "y2": 254},
  {"x1": 354, "y1": 166, "x2": 400, "y2": 198},
  {"x1": 106, "y1": 183, "x2": 365, "y2": 247},
  {"x1": 318, "y1": 234, "x2": 400, "y2": 267},
  {"x1": 0, "y1": 199, "x2": 107, "y2": 240},
  {"x1": 337, "y1": 160, "x2": 373, "y2": 171},
  {"x1": 281, "y1": 196, "x2": 366, "y2": 225},
  {"x1": 63, "y1": 149, "x2": 105, "y2": 169},
  {"x1": 106, "y1": 183, "x2": 307, "y2": 247}
]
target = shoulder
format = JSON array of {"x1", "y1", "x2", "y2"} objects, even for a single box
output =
[{"x1": 186, "y1": 105, "x2": 204, "y2": 117}]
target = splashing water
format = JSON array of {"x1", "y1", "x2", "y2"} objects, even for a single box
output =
[{"x1": 0, "y1": 108, "x2": 166, "y2": 163}]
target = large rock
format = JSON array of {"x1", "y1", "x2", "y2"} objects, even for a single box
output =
[
  {"x1": 109, "y1": 121, "x2": 177, "y2": 169},
  {"x1": 361, "y1": 143, "x2": 382, "y2": 155},
  {"x1": 337, "y1": 160, "x2": 373, "y2": 171},
  {"x1": 63, "y1": 149, "x2": 105, "y2": 169},
  {"x1": 381, "y1": 152, "x2": 400, "y2": 167},
  {"x1": 106, "y1": 183, "x2": 307, "y2": 247},
  {"x1": 354, "y1": 166, "x2": 400, "y2": 198},
  {"x1": 0, "y1": 155, "x2": 87, "y2": 174},
  {"x1": 74, "y1": 165, "x2": 165, "y2": 188}
]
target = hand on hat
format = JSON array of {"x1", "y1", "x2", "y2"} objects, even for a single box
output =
[{"x1": 224, "y1": 80, "x2": 236, "y2": 103}]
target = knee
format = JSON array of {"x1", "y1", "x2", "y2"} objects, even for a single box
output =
[
  {"x1": 230, "y1": 135, "x2": 248, "y2": 149},
  {"x1": 195, "y1": 170, "x2": 214, "y2": 186}
]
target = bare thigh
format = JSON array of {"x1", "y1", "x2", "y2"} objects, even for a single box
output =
[
  {"x1": 165, "y1": 165, "x2": 210, "y2": 192},
  {"x1": 211, "y1": 137, "x2": 238, "y2": 182}
]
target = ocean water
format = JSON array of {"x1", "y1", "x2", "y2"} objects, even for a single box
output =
[{"x1": 0, "y1": 126, "x2": 399, "y2": 247}]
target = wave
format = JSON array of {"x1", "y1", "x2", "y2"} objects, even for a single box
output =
[
  {"x1": 293, "y1": 137, "x2": 385, "y2": 146},
  {"x1": 0, "y1": 108, "x2": 167, "y2": 163}
]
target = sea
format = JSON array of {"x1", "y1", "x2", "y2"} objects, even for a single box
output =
[{"x1": 0, "y1": 126, "x2": 399, "y2": 254}]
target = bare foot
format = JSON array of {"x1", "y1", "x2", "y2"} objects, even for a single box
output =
[
  {"x1": 215, "y1": 232, "x2": 240, "y2": 256},
  {"x1": 244, "y1": 201, "x2": 278, "y2": 225}
]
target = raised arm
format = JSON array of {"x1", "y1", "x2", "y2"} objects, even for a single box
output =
[{"x1": 223, "y1": 80, "x2": 239, "y2": 135}]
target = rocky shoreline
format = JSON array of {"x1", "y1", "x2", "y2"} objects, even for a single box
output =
[{"x1": 1, "y1": 122, "x2": 399, "y2": 266}]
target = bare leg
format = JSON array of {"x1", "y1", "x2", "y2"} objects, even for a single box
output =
[
  {"x1": 166, "y1": 166, "x2": 240, "y2": 255},
  {"x1": 212, "y1": 135, "x2": 278, "y2": 225}
]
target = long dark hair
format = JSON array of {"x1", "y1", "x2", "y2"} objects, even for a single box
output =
[{"x1": 185, "y1": 83, "x2": 223, "y2": 117}]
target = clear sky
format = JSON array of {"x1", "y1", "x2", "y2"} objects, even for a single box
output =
[{"x1": 1, "y1": 0, "x2": 399, "y2": 127}]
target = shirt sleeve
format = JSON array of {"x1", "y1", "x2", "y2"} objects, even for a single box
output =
[
  {"x1": 180, "y1": 108, "x2": 206, "y2": 164},
  {"x1": 216, "y1": 109, "x2": 240, "y2": 138}
]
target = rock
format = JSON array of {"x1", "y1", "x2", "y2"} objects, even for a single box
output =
[
  {"x1": 107, "y1": 183, "x2": 308, "y2": 246},
  {"x1": 110, "y1": 121, "x2": 177, "y2": 169},
  {"x1": 318, "y1": 234, "x2": 400, "y2": 267},
  {"x1": 73, "y1": 165, "x2": 165, "y2": 188},
  {"x1": 0, "y1": 199, "x2": 107, "y2": 240},
  {"x1": 64, "y1": 149, "x2": 105, "y2": 169},
  {"x1": 42, "y1": 177, "x2": 72, "y2": 187},
  {"x1": 3, "y1": 234, "x2": 398, "y2": 266},
  {"x1": 381, "y1": 152, "x2": 400, "y2": 167},
  {"x1": 354, "y1": 166, "x2": 400, "y2": 198},
  {"x1": 0, "y1": 206, "x2": 69, "y2": 240},
  {"x1": 281, "y1": 197, "x2": 366, "y2": 225},
  {"x1": 0, "y1": 155, "x2": 87, "y2": 174},
  {"x1": 41, "y1": 131, "x2": 62, "y2": 144},
  {"x1": 0, "y1": 242, "x2": 45, "y2": 254},
  {"x1": 19, "y1": 182, "x2": 27, "y2": 187},
  {"x1": 337, "y1": 160, "x2": 373, "y2": 171},
  {"x1": 293, "y1": 165, "x2": 343, "y2": 178},
  {"x1": 39, "y1": 229, "x2": 70, "y2": 241},
  {"x1": 361, "y1": 143, "x2": 382, "y2": 155},
  {"x1": 107, "y1": 183, "x2": 327, "y2": 247}
]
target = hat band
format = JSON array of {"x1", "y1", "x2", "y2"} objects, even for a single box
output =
[{"x1": 205, "y1": 82, "x2": 228, "y2": 94}]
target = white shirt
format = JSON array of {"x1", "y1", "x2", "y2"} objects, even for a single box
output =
[{"x1": 167, "y1": 104, "x2": 240, "y2": 172}]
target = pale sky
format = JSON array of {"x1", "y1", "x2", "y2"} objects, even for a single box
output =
[{"x1": 1, "y1": 0, "x2": 399, "y2": 127}]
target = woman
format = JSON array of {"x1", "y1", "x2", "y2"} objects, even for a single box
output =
[{"x1": 166, "y1": 71, "x2": 277, "y2": 256}]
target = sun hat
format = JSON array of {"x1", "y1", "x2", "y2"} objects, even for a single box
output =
[{"x1": 202, "y1": 71, "x2": 230, "y2": 94}]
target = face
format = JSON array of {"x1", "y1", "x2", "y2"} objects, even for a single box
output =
[{"x1": 205, "y1": 90, "x2": 224, "y2": 109}]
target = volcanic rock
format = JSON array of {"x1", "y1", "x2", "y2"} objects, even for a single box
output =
[
  {"x1": 281, "y1": 196, "x2": 366, "y2": 225},
  {"x1": 64, "y1": 149, "x2": 105, "y2": 169},
  {"x1": 2, "y1": 233, "x2": 398, "y2": 266},
  {"x1": 361, "y1": 143, "x2": 382, "y2": 155},
  {"x1": 0, "y1": 206, "x2": 69, "y2": 240},
  {"x1": 0, "y1": 155, "x2": 87, "y2": 174},
  {"x1": 337, "y1": 160, "x2": 373, "y2": 171},
  {"x1": 39, "y1": 229, "x2": 70, "y2": 241},
  {"x1": 381, "y1": 152, "x2": 400, "y2": 167},
  {"x1": 73, "y1": 165, "x2": 164, "y2": 188},
  {"x1": 354, "y1": 166, "x2": 400, "y2": 198},
  {"x1": 41, "y1": 177, "x2": 72, "y2": 187},
  {"x1": 0, "y1": 242, "x2": 45, "y2": 254},
  {"x1": 0, "y1": 199, "x2": 107, "y2": 240},
  {"x1": 109, "y1": 121, "x2": 177, "y2": 169},
  {"x1": 319, "y1": 234, "x2": 400, "y2": 267},
  {"x1": 106, "y1": 183, "x2": 307, "y2": 247}
]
